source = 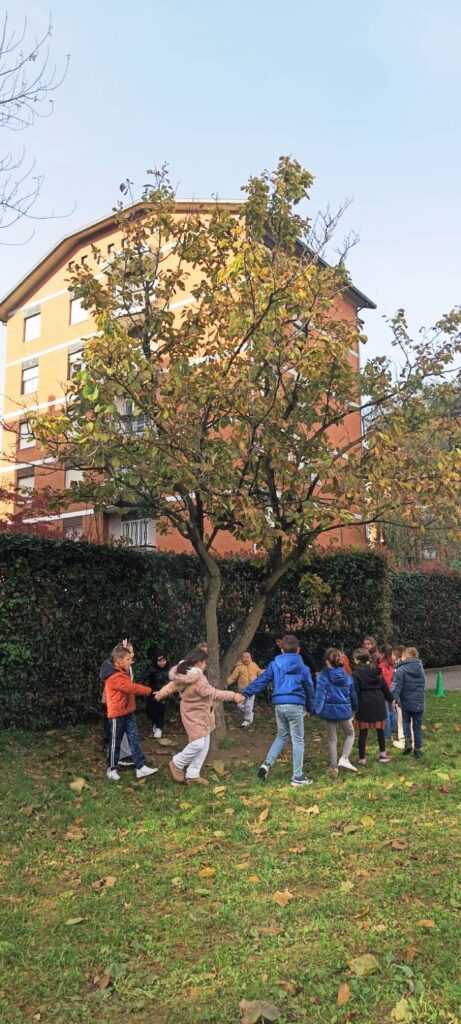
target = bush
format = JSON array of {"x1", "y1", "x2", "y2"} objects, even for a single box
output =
[
  {"x1": 0, "y1": 534, "x2": 390, "y2": 728},
  {"x1": 390, "y1": 570, "x2": 461, "y2": 667}
]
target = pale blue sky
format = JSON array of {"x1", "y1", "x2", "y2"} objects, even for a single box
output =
[{"x1": 1, "y1": 0, "x2": 461, "y2": 368}]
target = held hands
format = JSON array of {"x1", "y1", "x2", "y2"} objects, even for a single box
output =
[{"x1": 234, "y1": 692, "x2": 245, "y2": 703}]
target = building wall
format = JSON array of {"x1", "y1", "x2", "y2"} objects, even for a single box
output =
[{"x1": 0, "y1": 211, "x2": 368, "y2": 552}]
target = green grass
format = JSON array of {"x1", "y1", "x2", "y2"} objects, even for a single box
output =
[{"x1": 0, "y1": 694, "x2": 460, "y2": 1024}]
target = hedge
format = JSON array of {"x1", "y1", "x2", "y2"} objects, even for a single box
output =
[
  {"x1": 390, "y1": 570, "x2": 461, "y2": 667},
  {"x1": 0, "y1": 534, "x2": 390, "y2": 728}
]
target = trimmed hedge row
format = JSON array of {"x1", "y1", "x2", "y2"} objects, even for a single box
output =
[
  {"x1": 1, "y1": 534, "x2": 459, "y2": 728},
  {"x1": 0, "y1": 534, "x2": 389, "y2": 728}
]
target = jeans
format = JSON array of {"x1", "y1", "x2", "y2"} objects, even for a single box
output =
[
  {"x1": 403, "y1": 709, "x2": 423, "y2": 751},
  {"x1": 108, "y1": 714, "x2": 146, "y2": 770},
  {"x1": 325, "y1": 718, "x2": 355, "y2": 767},
  {"x1": 385, "y1": 703, "x2": 398, "y2": 739},
  {"x1": 173, "y1": 735, "x2": 210, "y2": 779},
  {"x1": 265, "y1": 704, "x2": 305, "y2": 780},
  {"x1": 237, "y1": 695, "x2": 255, "y2": 724}
]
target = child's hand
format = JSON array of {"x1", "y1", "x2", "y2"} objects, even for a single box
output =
[
  {"x1": 234, "y1": 693, "x2": 245, "y2": 703},
  {"x1": 154, "y1": 692, "x2": 162, "y2": 701}
]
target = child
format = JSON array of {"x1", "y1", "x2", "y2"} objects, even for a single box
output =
[
  {"x1": 100, "y1": 638, "x2": 135, "y2": 766},
  {"x1": 145, "y1": 649, "x2": 170, "y2": 738},
  {"x1": 227, "y1": 651, "x2": 262, "y2": 727},
  {"x1": 378, "y1": 644, "x2": 398, "y2": 741},
  {"x1": 352, "y1": 648, "x2": 395, "y2": 766},
  {"x1": 362, "y1": 635, "x2": 379, "y2": 666},
  {"x1": 391, "y1": 645, "x2": 407, "y2": 749},
  {"x1": 155, "y1": 646, "x2": 244, "y2": 785},
  {"x1": 106, "y1": 644, "x2": 158, "y2": 782},
  {"x1": 241, "y1": 634, "x2": 314, "y2": 787},
  {"x1": 391, "y1": 646, "x2": 426, "y2": 759},
  {"x1": 314, "y1": 647, "x2": 358, "y2": 772}
]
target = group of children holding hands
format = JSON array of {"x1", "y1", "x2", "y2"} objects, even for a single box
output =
[{"x1": 100, "y1": 632, "x2": 427, "y2": 787}]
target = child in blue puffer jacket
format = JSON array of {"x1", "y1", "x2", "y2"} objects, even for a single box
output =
[{"x1": 314, "y1": 648, "x2": 358, "y2": 773}]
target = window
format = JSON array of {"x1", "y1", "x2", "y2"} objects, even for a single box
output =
[
  {"x1": 63, "y1": 516, "x2": 83, "y2": 540},
  {"x1": 121, "y1": 518, "x2": 150, "y2": 548},
  {"x1": 70, "y1": 297, "x2": 88, "y2": 325},
  {"x1": 81, "y1": 255, "x2": 88, "y2": 266},
  {"x1": 18, "y1": 421, "x2": 35, "y2": 449},
  {"x1": 17, "y1": 473, "x2": 35, "y2": 493},
  {"x1": 423, "y1": 547, "x2": 437, "y2": 560},
  {"x1": 107, "y1": 243, "x2": 114, "y2": 255},
  {"x1": 24, "y1": 309, "x2": 41, "y2": 342},
  {"x1": 119, "y1": 399, "x2": 147, "y2": 436},
  {"x1": 21, "y1": 358, "x2": 39, "y2": 395},
  {"x1": 65, "y1": 468, "x2": 84, "y2": 488},
  {"x1": 68, "y1": 342, "x2": 84, "y2": 378}
]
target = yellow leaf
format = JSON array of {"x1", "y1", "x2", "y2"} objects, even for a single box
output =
[
  {"x1": 287, "y1": 846, "x2": 306, "y2": 854},
  {"x1": 272, "y1": 888, "x2": 295, "y2": 907},
  {"x1": 198, "y1": 866, "x2": 216, "y2": 878},
  {"x1": 213, "y1": 786, "x2": 227, "y2": 795},
  {"x1": 348, "y1": 953, "x2": 379, "y2": 976},
  {"x1": 248, "y1": 875, "x2": 261, "y2": 884},
  {"x1": 65, "y1": 916, "x2": 85, "y2": 926},
  {"x1": 303, "y1": 804, "x2": 320, "y2": 816},
  {"x1": 91, "y1": 876, "x2": 116, "y2": 891},
  {"x1": 69, "y1": 778, "x2": 86, "y2": 793},
  {"x1": 433, "y1": 722, "x2": 442, "y2": 731},
  {"x1": 340, "y1": 880, "x2": 354, "y2": 893},
  {"x1": 416, "y1": 918, "x2": 436, "y2": 929},
  {"x1": 213, "y1": 830, "x2": 225, "y2": 838},
  {"x1": 258, "y1": 807, "x2": 269, "y2": 823},
  {"x1": 224, "y1": 808, "x2": 235, "y2": 816},
  {"x1": 391, "y1": 997, "x2": 410, "y2": 1022},
  {"x1": 236, "y1": 862, "x2": 252, "y2": 870},
  {"x1": 361, "y1": 815, "x2": 375, "y2": 827},
  {"x1": 337, "y1": 982, "x2": 350, "y2": 1006},
  {"x1": 179, "y1": 801, "x2": 191, "y2": 810}
]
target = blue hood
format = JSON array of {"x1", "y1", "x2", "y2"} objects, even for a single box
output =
[
  {"x1": 314, "y1": 666, "x2": 357, "y2": 720},
  {"x1": 322, "y1": 667, "x2": 350, "y2": 687}
]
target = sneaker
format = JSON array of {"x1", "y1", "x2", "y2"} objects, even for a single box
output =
[
  {"x1": 338, "y1": 756, "x2": 358, "y2": 772},
  {"x1": 414, "y1": 749, "x2": 422, "y2": 759},
  {"x1": 257, "y1": 762, "x2": 270, "y2": 782},
  {"x1": 241, "y1": 721, "x2": 251, "y2": 728},
  {"x1": 393, "y1": 739, "x2": 406, "y2": 750},
  {"x1": 327, "y1": 765, "x2": 339, "y2": 776},
  {"x1": 106, "y1": 768, "x2": 120, "y2": 781},
  {"x1": 403, "y1": 747, "x2": 413, "y2": 756},
  {"x1": 378, "y1": 753, "x2": 391, "y2": 763},
  {"x1": 291, "y1": 774, "x2": 314, "y2": 786},
  {"x1": 118, "y1": 758, "x2": 135, "y2": 767},
  {"x1": 169, "y1": 759, "x2": 185, "y2": 784},
  {"x1": 186, "y1": 776, "x2": 209, "y2": 785},
  {"x1": 357, "y1": 758, "x2": 366, "y2": 767},
  {"x1": 153, "y1": 728, "x2": 162, "y2": 739},
  {"x1": 135, "y1": 765, "x2": 159, "y2": 779}
]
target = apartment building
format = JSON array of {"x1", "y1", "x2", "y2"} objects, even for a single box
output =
[{"x1": 0, "y1": 203, "x2": 375, "y2": 551}]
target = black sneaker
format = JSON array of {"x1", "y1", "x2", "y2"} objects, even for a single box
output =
[
  {"x1": 414, "y1": 749, "x2": 422, "y2": 759},
  {"x1": 257, "y1": 763, "x2": 270, "y2": 782},
  {"x1": 403, "y1": 747, "x2": 413, "y2": 756}
]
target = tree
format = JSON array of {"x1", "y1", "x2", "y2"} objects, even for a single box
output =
[
  {"x1": 31, "y1": 159, "x2": 461, "y2": 731},
  {"x1": 0, "y1": 13, "x2": 69, "y2": 234}
]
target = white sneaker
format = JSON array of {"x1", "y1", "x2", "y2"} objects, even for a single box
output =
[
  {"x1": 338, "y1": 756, "x2": 358, "y2": 772},
  {"x1": 106, "y1": 768, "x2": 120, "y2": 781},
  {"x1": 136, "y1": 765, "x2": 159, "y2": 779},
  {"x1": 241, "y1": 721, "x2": 251, "y2": 728},
  {"x1": 153, "y1": 728, "x2": 163, "y2": 739},
  {"x1": 393, "y1": 739, "x2": 406, "y2": 750}
]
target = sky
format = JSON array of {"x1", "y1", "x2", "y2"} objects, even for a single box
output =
[{"x1": 1, "y1": 0, "x2": 461, "y2": 373}]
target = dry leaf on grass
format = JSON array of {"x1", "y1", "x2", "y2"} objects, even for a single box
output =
[
  {"x1": 198, "y1": 866, "x2": 216, "y2": 878},
  {"x1": 212, "y1": 760, "x2": 226, "y2": 776},
  {"x1": 157, "y1": 737, "x2": 174, "y2": 746},
  {"x1": 337, "y1": 982, "x2": 351, "y2": 1006},
  {"x1": 416, "y1": 918, "x2": 436, "y2": 929},
  {"x1": 391, "y1": 997, "x2": 410, "y2": 1022},
  {"x1": 287, "y1": 846, "x2": 306, "y2": 854},
  {"x1": 258, "y1": 807, "x2": 269, "y2": 823},
  {"x1": 91, "y1": 876, "x2": 116, "y2": 891},
  {"x1": 69, "y1": 778, "x2": 86, "y2": 793},
  {"x1": 248, "y1": 875, "x2": 261, "y2": 884},
  {"x1": 240, "y1": 998, "x2": 280, "y2": 1023},
  {"x1": 303, "y1": 804, "x2": 320, "y2": 816},
  {"x1": 213, "y1": 786, "x2": 227, "y2": 795},
  {"x1": 272, "y1": 888, "x2": 295, "y2": 907},
  {"x1": 64, "y1": 828, "x2": 85, "y2": 841},
  {"x1": 279, "y1": 980, "x2": 301, "y2": 995},
  {"x1": 65, "y1": 916, "x2": 85, "y2": 926},
  {"x1": 339, "y1": 880, "x2": 354, "y2": 893},
  {"x1": 348, "y1": 953, "x2": 379, "y2": 977},
  {"x1": 96, "y1": 972, "x2": 112, "y2": 990},
  {"x1": 256, "y1": 925, "x2": 282, "y2": 936},
  {"x1": 389, "y1": 840, "x2": 407, "y2": 850},
  {"x1": 361, "y1": 815, "x2": 375, "y2": 827}
]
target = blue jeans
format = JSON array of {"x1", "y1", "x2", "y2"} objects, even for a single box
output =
[
  {"x1": 403, "y1": 709, "x2": 424, "y2": 751},
  {"x1": 265, "y1": 704, "x2": 305, "y2": 780},
  {"x1": 108, "y1": 713, "x2": 146, "y2": 770},
  {"x1": 385, "y1": 702, "x2": 398, "y2": 739}
]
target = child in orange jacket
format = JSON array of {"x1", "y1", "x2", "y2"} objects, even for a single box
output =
[{"x1": 106, "y1": 644, "x2": 158, "y2": 783}]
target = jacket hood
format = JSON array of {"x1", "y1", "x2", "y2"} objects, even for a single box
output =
[
  {"x1": 170, "y1": 666, "x2": 202, "y2": 691},
  {"x1": 401, "y1": 658, "x2": 424, "y2": 672},
  {"x1": 323, "y1": 666, "x2": 350, "y2": 686},
  {"x1": 274, "y1": 653, "x2": 305, "y2": 673},
  {"x1": 353, "y1": 665, "x2": 383, "y2": 686}
]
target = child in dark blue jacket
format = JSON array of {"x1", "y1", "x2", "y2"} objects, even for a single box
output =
[
  {"x1": 314, "y1": 648, "x2": 358, "y2": 773},
  {"x1": 241, "y1": 634, "x2": 314, "y2": 787}
]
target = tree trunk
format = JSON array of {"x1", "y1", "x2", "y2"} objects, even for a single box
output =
[{"x1": 203, "y1": 561, "x2": 227, "y2": 741}]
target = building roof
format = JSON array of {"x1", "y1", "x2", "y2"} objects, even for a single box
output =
[{"x1": 0, "y1": 199, "x2": 376, "y2": 320}]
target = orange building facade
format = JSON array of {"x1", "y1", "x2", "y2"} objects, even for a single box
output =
[{"x1": 0, "y1": 203, "x2": 375, "y2": 552}]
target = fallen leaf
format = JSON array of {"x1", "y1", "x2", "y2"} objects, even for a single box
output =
[
  {"x1": 435, "y1": 771, "x2": 450, "y2": 781},
  {"x1": 340, "y1": 880, "x2": 354, "y2": 893},
  {"x1": 416, "y1": 918, "x2": 436, "y2": 929},
  {"x1": 64, "y1": 828, "x2": 85, "y2": 841},
  {"x1": 337, "y1": 982, "x2": 351, "y2": 1006},
  {"x1": 432, "y1": 723, "x2": 442, "y2": 731},
  {"x1": 348, "y1": 953, "x2": 379, "y2": 977},
  {"x1": 355, "y1": 869, "x2": 370, "y2": 877},
  {"x1": 224, "y1": 808, "x2": 235, "y2": 816},
  {"x1": 404, "y1": 945, "x2": 416, "y2": 962},
  {"x1": 236, "y1": 861, "x2": 252, "y2": 870},
  {"x1": 213, "y1": 830, "x2": 225, "y2": 838},
  {"x1": 157, "y1": 737, "x2": 174, "y2": 746},
  {"x1": 391, "y1": 997, "x2": 410, "y2": 1022},
  {"x1": 171, "y1": 877, "x2": 182, "y2": 886},
  {"x1": 288, "y1": 846, "x2": 306, "y2": 854},
  {"x1": 304, "y1": 804, "x2": 320, "y2": 816},
  {"x1": 179, "y1": 802, "x2": 191, "y2": 810},
  {"x1": 91, "y1": 876, "x2": 116, "y2": 891},
  {"x1": 280, "y1": 980, "x2": 301, "y2": 994},
  {"x1": 272, "y1": 889, "x2": 295, "y2": 907},
  {"x1": 198, "y1": 867, "x2": 216, "y2": 878},
  {"x1": 69, "y1": 778, "x2": 86, "y2": 793},
  {"x1": 65, "y1": 916, "x2": 85, "y2": 926},
  {"x1": 344, "y1": 823, "x2": 359, "y2": 834},
  {"x1": 248, "y1": 875, "x2": 261, "y2": 883},
  {"x1": 256, "y1": 925, "x2": 282, "y2": 936},
  {"x1": 213, "y1": 786, "x2": 227, "y2": 795},
  {"x1": 258, "y1": 807, "x2": 269, "y2": 823},
  {"x1": 98, "y1": 972, "x2": 112, "y2": 990},
  {"x1": 212, "y1": 760, "x2": 226, "y2": 776},
  {"x1": 390, "y1": 840, "x2": 408, "y2": 850},
  {"x1": 240, "y1": 998, "x2": 280, "y2": 1023},
  {"x1": 361, "y1": 815, "x2": 375, "y2": 827}
]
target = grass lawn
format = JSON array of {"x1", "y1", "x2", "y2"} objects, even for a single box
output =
[{"x1": 0, "y1": 693, "x2": 460, "y2": 1024}]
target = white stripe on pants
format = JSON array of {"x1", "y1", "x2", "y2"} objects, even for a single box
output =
[{"x1": 173, "y1": 734, "x2": 210, "y2": 779}]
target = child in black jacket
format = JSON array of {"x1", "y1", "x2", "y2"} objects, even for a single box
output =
[
  {"x1": 145, "y1": 650, "x2": 170, "y2": 738},
  {"x1": 353, "y1": 648, "x2": 395, "y2": 766}
]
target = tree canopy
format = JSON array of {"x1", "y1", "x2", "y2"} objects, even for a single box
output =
[{"x1": 31, "y1": 158, "x2": 461, "y2": 708}]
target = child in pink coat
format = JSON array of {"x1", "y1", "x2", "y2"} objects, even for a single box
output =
[{"x1": 155, "y1": 645, "x2": 244, "y2": 785}]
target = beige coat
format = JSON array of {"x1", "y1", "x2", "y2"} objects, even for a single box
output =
[
  {"x1": 156, "y1": 666, "x2": 240, "y2": 741},
  {"x1": 227, "y1": 659, "x2": 262, "y2": 691}
]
